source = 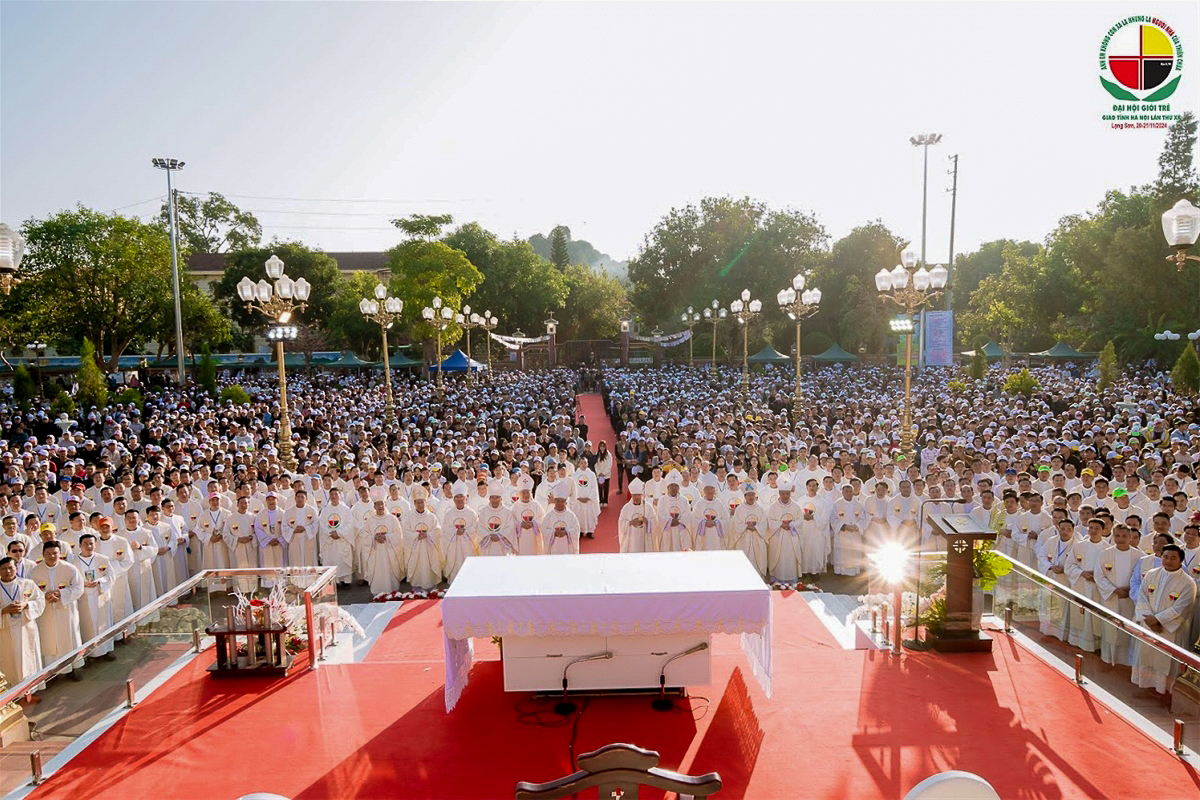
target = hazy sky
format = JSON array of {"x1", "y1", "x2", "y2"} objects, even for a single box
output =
[{"x1": 2, "y1": 1, "x2": 1197, "y2": 265}]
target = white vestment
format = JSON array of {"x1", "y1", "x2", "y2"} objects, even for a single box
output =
[
  {"x1": 68, "y1": 551, "x2": 115, "y2": 656},
  {"x1": 30, "y1": 561, "x2": 85, "y2": 673},
  {"x1": 1131, "y1": 566, "x2": 1197, "y2": 692},
  {"x1": 0, "y1": 577, "x2": 45, "y2": 687}
]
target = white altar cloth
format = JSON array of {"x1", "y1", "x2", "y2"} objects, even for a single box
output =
[{"x1": 441, "y1": 550, "x2": 772, "y2": 710}]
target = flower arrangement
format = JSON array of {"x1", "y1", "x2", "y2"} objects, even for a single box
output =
[
  {"x1": 768, "y1": 580, "x2": 821, "y2": 592},
  {"x1": 372, "y1": 588, "x2": 444, "y2": 602}
]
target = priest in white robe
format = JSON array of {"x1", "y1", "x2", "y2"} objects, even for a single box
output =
[
  {"x1": 30, "y1": 541, "x2": 84, "y2": 677},
  {"x1": 254, "y1": 493, "x2": 288, "y2": 588},
  {"x1": 401, "y1": 488, "x2": 443, "y2": 591},
  {"x1": 1132, "y1": 544, "x2": 1198, "y2": 694},
  {"x1": 197, "y1": 493, "x2": 230, "y2": 577},
  {"x1": 541, "y1": 486, "x2": 581, "y2": 555},
  {"x1": 570, "y1": 465, "x2": 600, "y2": 539},
  {"x1": 1064, "y1": 518, "x2": 1108, "y2": 651},
  {"x1": 94, "y1": 517, "x2": 134, "y2": 635},
  {"x1": 318, "y1": 488, "x2": 355, "y2": 586},
  {"x1": 477, "y1": 481, "x2": 516, "y2": 557},
  {"x1": 122, "y1": 510, "x2": 161, "y2": 612},
  {"x1": 363, "y1": 499, "x2": 405, "y2": 595},
  {"x1": 691, "y1": 475, "x2": 727, "y2": 551},
  {"x1": 730, "y1": 486, "x2": 769, "y2": 579},
  {"x1": 226, "y1": 496, "x2": 258, "y2": 594},
  {"x1": 655, "y1": 473, "x2": 694, "y2": 552},
  {"x1": 509, "y1": 476, "x2": 543, "y2": 556},
  {"x1": 1038, "y1": 519, "x2": 1077, "y2": 641},
  {"x1": 767, "y1": 480, "x2": 804, "y2": 584},
  {"x1": 0, "y1": 555, "x2": 46, "y2": 698},
  {"x1": 68, "y1": 532, "x2": 116, "y2": 659},
  {"x1": 617, "y1": 480, "x2": 651, "y2": 553},
  {"x1": 1095, "y1": 524, "x2": 1141, "y2": 666},
  {"x1": 284, "y1": 490, "x2": 320, "y2": 568},
  {"x1": 831, "y1": 484, "x2": 867, "y2": 576},
  {"x1": 798, "y1": 478, "x2": 832, "y2": 576},
  {"x1": 439, "y1": 487, "x2": 479, "y2": 582}
]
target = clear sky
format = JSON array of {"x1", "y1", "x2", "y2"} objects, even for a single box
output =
[{"x1": 2, "y1": 1, "x2": 1197, "y2": 265}]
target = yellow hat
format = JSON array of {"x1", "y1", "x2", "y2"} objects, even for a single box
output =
[{"x1": 39, "y1": 522, "x2": 57, "y2": 534}]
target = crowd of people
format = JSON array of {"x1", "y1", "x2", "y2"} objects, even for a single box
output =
[{"x1": 1, "y1": 359, "x2": 1198, "y2": 705}]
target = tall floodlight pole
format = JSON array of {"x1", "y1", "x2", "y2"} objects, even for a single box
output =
[
  {"x1": 152, "y1": 157, "x2": 186, "y2": 386},
  {"x1": 909, "y1": 134, "x2": 941, "y2": 370}
]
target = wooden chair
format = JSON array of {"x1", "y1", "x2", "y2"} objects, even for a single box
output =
[{"x1": 515, "y1": 743, "x2": 721, "y2": 799}]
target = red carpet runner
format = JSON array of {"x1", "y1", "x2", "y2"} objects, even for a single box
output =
[
  {"x1": 577, "y1": 393, "x2": 624, "y2": 555},
  {"x1": 29, "y1": 593, "x2": 1199, "y2": 799}
]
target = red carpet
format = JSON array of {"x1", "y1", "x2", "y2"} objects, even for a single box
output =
[
  {"x1": 577, "y1": 393, "x2": 624, "y2": 555},
  {"x1": 29, "y1": 593, "x2": 1199, "y2": 800}
]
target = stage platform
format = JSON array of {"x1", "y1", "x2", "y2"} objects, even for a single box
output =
[{"x1": 10, "y1": 590, "x2": 1198, "y2": 800}]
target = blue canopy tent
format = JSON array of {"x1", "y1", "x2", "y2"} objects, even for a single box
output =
[{"x1": 430, "y1": 349, "x2": 487, "y2": 372}]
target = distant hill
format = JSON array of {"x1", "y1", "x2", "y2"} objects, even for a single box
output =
[{"x1": 529, "y1": 228, "x2": 628, "y2": 283}]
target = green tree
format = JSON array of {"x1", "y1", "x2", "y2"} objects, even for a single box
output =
[
  {"x1": 385, "y1": 234, "x2": 483, "y2": 362},
  {"x1": 158, "y1": 191, "x2": 262, "y2": 253},
  {"x1": 1003, "y1": 368, "x2": 1041, "y2": 398},
  {"x1": 969, "y1": 348, "x2": 988, "y2": 380},
  {"x1": 13, "y1": 364, "x2": 36, "y2": 409},
  {"x1": 1153, "y1": 112, "x2": 1199, "y2": 201},
  {"x1": 151, "y1": 280, "x2": 231, "y2": 361},
  {"x1": 196, "y1": 344, "x2": 218, "y2": 397},
  {"x1": 214, "y1": 243, "x2": 342, "y2": 331},
  {"x1": 560, "y1": 263, "x2": 628, "y2": 340},
  {"x1": 549, "y1": 225, "x2": 571, "y2": 270},
  {"x1": 1098, "y1": 340, "x2": 1119, "y2": 391},
  {"x1": 20, "y1": 208, "x2": 175, "y2": 370},
  {"x1": 76, "y1": 337, "x2": 108, "y2": 410},
  {"x1": 809, "y1": 222, "x2": 903, "y2": 355},
  {"x1": 1172, "y1": 344, "x2": 1200, "y2": 395},
  {"x1": 949, "y1": 240, "x2": 1040, "y2": 318},
  {"x1": 443, "y1": 223, "x2": 569, "y2": 336},
  {"x1": 390, "y1": 214, "x2": 454, "y2": 241},
  {"x1": 627, "y1": 196, "x2": 826, "y2": 329},
  {"x1": 327, "y1": 271, "x2": 392, "y2": 358}
]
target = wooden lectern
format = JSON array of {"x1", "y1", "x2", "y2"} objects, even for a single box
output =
[{"x1": 925, "y1": 513, "x2": 996, "y2": 653}]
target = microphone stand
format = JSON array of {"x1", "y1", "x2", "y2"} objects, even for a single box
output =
[
  {"x1": 652, "y1": 642, "x2": 709, "y2": 712},
  {"x1": 554, "y1": 651, "x2": 612, "y2": 716}
]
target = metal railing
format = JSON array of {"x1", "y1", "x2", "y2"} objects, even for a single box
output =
[
  {"x1": 988, "y1": 550, "x2": 1200, "y2": 672},
  {"x1": 0, "y1": 566, "x2": 338, "y2": 708}
]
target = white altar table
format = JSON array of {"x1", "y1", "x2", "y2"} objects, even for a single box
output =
[{"x1": 440, "y1": 550, "x2": 772, "y2": 710}]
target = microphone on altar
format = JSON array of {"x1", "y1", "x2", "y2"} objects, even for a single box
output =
[
  {"x1": 652, "y1": 642, "x2": 709, "y2": 712},
  {"x1": 555, "y1": 651, "x2": 613, "y2": 716}
]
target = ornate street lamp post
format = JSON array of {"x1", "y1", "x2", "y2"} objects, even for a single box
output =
[
  {"x1": 702, "y1": 300, "x2": 727, "y2": 377},
  {"x1": 359, "y1": 283, "x2": 404, "y2": 426},
  {"x1": 1163, "y1": 199, "x2": 1200, "y2": 270},
  {"x1": 680, "y1": 307, "x2": 702, "y2": 367},
  {"x1": 729, "y1": 289, "x2": 762, "y2": 397},
  {"x1": 478, "y1": 311, "x2": 498, "y2": 377},
  {"x1": 236, "y1": 255, "x2": 311, "y2": 471},
  {"x1": 875, "y1": 249, "x2": 948, "y2": 462},
  {"x1": 776, "y1": 274, "x2": 821, "y2": 420},
  {"x1": 422, "y1": 296, "x2": 455, "y2": 391}
]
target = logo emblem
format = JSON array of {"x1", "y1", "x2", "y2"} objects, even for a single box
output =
[
  {"x1": 1100, "y1": 17, "x2": 1181, "y2": 100},
  {"x1": 953, "y1": 538, "x2": 968, "y2": 554}
]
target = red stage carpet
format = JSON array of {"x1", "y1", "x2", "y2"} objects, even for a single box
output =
[
  {"x1": 29, "y1": 592, "x2": 1199, "y2": 800},
  {"x1": 577, "y1": 393, "x2": 623, "y2": 555}
]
